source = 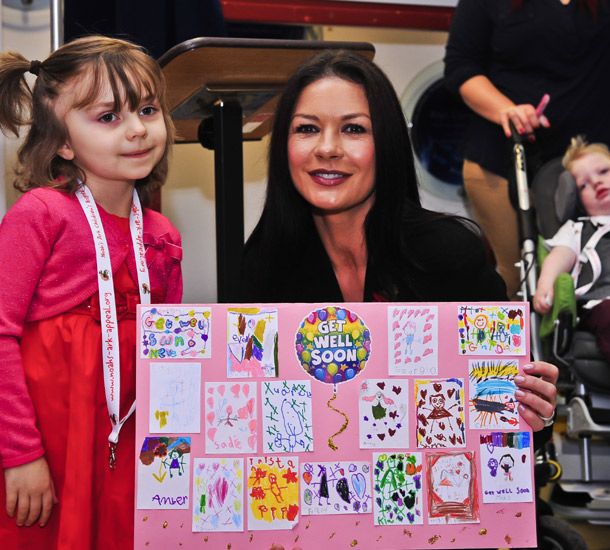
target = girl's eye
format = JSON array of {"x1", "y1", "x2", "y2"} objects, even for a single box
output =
[
  {"x1": 578, "y1": 181, "x2": 589, "y2": 191},
  {"x1": 294, "y1": 124, "x2": 318, "y2": 134},
  {"x1": 98, "y1": 112, "x2": 118, "y2": 123},
  {"x1": 343, "y1": 123, "x2": 367, "y2": 134},
  {"x1": 140, "y1": 105, "x2": 159, "y2": 116}
]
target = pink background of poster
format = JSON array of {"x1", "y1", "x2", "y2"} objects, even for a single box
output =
[{"x1": 134, "y1": 302, "x2": 536, "y2": 549}]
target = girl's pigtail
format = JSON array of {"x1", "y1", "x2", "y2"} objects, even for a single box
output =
[{"x1": 0, "y1": 51, "x2": 36, "y2": 137}]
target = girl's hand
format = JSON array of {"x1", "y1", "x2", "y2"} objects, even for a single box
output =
[
  {"x1": 515, "y1": 362, "x2": 559, "y2": 431},
  {"x1": 499, "y1": 103, "x2": 550, "y2": 138},
  {"x1": 4, "y1": 457, "x2": 56, "y2": 527},
  {"x1": 533, "y1": 284, "x2": 554, "y2": 314}
]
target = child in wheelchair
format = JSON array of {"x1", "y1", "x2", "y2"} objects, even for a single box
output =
[{"x1": 533, "y1": 136, "x2": 610, "y2": 365}]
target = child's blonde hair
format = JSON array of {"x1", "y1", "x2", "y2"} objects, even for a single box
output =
[
  {"x1": 0, "y1": 35, "x2": 174, "y2": 206},
  {"x1": 562, "y1": 135, "x2": 610, "y2": 172}
]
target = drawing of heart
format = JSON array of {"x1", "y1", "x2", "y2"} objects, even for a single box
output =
[
  {"x1": 231, "y1": 384, "x2": 241, "y2": 398},
  {"x1": 423, "y1": 323, "x2": 432, "y2": 332},
  {"x1": 377, "y1": 433, "x2": 386, "y2": 440},
  {"x1": 207, "y1": 427, "x2": 217, "y2": 441},
  {"x1": 352, "y1": 473, "x2": 366, "y2": 499},
  {"x1": 414, "y1": 356, "x2": 421, "y2": 363},
  {"x1": 388, "y1": 428, "x2": 396, "y2": 437},
  {"x1": 394, "y1": 342, "x2": 401, "y2": 350},
  {"x1": 393, "y1": 309, "x2": 399, "y2": 318},
  {"x1": 391, "y1": 385, "x2": 402, "y2": 395},
  {"x1": 423, "y1": 347, "x2": 433, "y2": 356},
  {"x1": 439, "y1": 422, "x2": 446, "y2": 430},
  {"x1": 339, "y1": 468, "x2": 345, "y2": 476},
  {"x1": 392, "y1": 321, "x2": 400, "y2": 329},
  {"x1": 377, "y1": 382, "x2": 385, "y2": 390},
  {"x1": 426, "y1": 313, "x2": 434, "y2": 321},
  {"x1": 435, "y1": 434, "x2": 445, "y2": 441},
  {"x1": 420, "y1": 389, "x2": 427, "y2": 399},
  {"x1": 248, "y1": 419, "x2": 257, "y2": 433},
  {"x1": 394, "y1": 332, "x2": 401, "y2": 341},
  {"x1": 457, "y1": 418, "x2": 463, "y2": 427},
  {"x1": 389, "y1": 411, "x2": 398, "y2": 419},
  {"x1": 423, "y1": 334, "x2": 433, "y2": 344},
  {"x1": 433, "y1": 383, "x2": 442, "y2": 392},
  {"x1": 449, "y1": 435, "x2": 456, "y2": 445},
  {"x1": 426, "y1": 436, "x2": 432, "y2": 444},
  {"x1": 418, "y1": 428, "x2": 426, "y2": 437},
  {"x1": 404, "y1": 357, "x2": 412, "y2": 363},
  {"x1": 248, "y1": 435, "x2": 256, "y2": 449},
  {"x1": 303, "y1": 471, "x2": 313, "y2": 485},
  {"x1": 207, "y1": 387, "x2": 214, "y2": 394},
  {"x1": 447, "y1": 388, "x2": 455, "y2": 398},
  {"x1": 207, "y1": 411, "x2": 215, "y2": 425},
  {"x1": 207, "y1": 397, "x2": 214, "y2": 409},
  {"x1": 217, "y1": 385, "x2": 226, "y2": 397},
  {"x1": 243, "y1": 384, "x2": 250, "y2": 397},
  {"x1": 238, "y1": 398, "x2": 255, "y2": 419}
]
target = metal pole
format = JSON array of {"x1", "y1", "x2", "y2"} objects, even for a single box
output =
[{"x1": 50, "y1": 0, "x2": 63, "y2": 51}]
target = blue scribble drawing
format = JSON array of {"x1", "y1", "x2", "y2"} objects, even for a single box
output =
[{"x1": 262, "y1": 381, "x2": 313, "y2": 453}]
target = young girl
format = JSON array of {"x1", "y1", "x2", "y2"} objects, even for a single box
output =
[
  {"x1": 534, "y1": 136, "x2": 610, "y2": 363},
  {"x1": 0, "y1": 36, "x2": 183, "y2": 549}
]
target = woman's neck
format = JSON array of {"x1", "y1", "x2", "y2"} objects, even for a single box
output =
[
  {"x1": 85, "y1": 180, "x2": 135, "y2": 217},
  {"x1": 313, "y1": 207, "x2": 369, "y2": 302}
]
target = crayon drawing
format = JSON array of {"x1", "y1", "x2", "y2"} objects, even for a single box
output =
[
  {"x1": 457, "y1": 305, "x2": 526, "y2": 356},
  {"x1": 140, "y1": 306, "x2": 211, "y2": 359},
  {"x1": 247, "y1": 456, "x2": 299, "y2": 530},
  {"x1": 415, "y1": 378, "x2": 466, "y2": 448},
  {"x1": 227, "y1": 308, "x2": 278, "y2": 377},
  {"x1": 469, "y1": 360, "x2": 519, "y2": 430},
  {"x1": 480, "y1": 432, "x2": 533, "y2": 503},
  {"x1": 262, "y1": 380, "x2": 314, "y2": 453},
  {"x1": 192, "y1": 457, "x2": 244, "y2": 532},
  {"x1": 301, "y1": 461, "x2": 372, "y2": 515},
  {"x1": 205, "y1": 382, "x2": 257, "y2": 454},
  {"x1": 149, "y1": 362, "x2": 201, "y2": 433},
  {"x1": 388, "y1": 306, "x2": 438, "y2": 375},
  {"x1": 373, "y1": 452, "x2": 423, "y2": 525},
  {"x1": 136, "y1": 436, "x2": 191, "y2": 509},
  {"x1": 359, "y1": 379, "x2": 408, "y2": 449},
  {"x1": 427, "y1": 450, "x2": 479, "y2": 524}
]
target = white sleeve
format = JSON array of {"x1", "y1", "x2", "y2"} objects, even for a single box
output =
[{"x1": 545, "y1": 220, "x2": 582, "y2": 256}]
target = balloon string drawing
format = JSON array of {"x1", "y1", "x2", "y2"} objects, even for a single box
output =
[{"x1": 295, "y1": 306, "x2": 371, "y2": 450}]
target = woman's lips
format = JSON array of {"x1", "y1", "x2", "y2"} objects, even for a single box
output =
[{"x1": 308, "y1": 170, "x2": 351, "y2": 186}]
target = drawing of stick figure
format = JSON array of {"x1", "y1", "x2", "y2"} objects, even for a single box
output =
[
  {"x1": 268, "y1": 473, "x2": 283, "y2": 502},
  {"x1": 499, "y1": 454, "x2": 515, "y2": 482}
]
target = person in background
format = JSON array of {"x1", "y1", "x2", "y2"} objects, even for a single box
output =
[
  {"x1": 0, "y1": 36, "x2": 183, "y2": 549},
  {"x1": 534, "y1": 136, "x2": 610, "y2": 363},
  {"x1": 444, "y1": 0, "x2": 610, "y2": 298},
  {"x1": 240, "y1": 50, "x2": 558, "y2": 433}
]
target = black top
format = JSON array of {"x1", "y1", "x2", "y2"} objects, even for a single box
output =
[
  {"x1": 444, "y1": 0, "x2": 610, "y2": 178},
  {"x1": 240, "y1": 216, "x2": 507, "y2": 303}
]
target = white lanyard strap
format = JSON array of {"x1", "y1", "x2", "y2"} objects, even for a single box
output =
[
  {"x1": 575, "y1": 223, "x2": 610, "y2": 296},
  {"x1": 76, "y1": 184, "x2": 150, "y2": 468}
]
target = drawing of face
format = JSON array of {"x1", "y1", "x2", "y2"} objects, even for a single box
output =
[
  {"x1": 499, "y1": 454, "x2": 514, "y2": 474},
  {"x1": 473, "y1": 315, "x2": 487, "y2": 330},
  {"x1": 487, "y1": 458, "x2": 499, "y2": 477},
  {"x1": 572, "y1": 152, "x2": 610, "y2": 216},
  {"x1": 430, "y1": 394, "x2": 446, "y2": 410}
]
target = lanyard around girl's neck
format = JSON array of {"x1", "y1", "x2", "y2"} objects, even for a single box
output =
[{"x1": 76, "y1": 183, "x2": 151, "y2": 469}]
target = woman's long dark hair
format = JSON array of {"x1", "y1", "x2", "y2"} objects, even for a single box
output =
[
  {"x1": 245, "y1": 50, "x2": 446, "y2": 298},
  {"x1": 512, "y1": 0, "x2": 601, "y2": 15}
]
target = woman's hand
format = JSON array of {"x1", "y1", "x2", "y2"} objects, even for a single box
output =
[
  {"x1": 4, "y1": 457, "x2": 56, "y2": 527},
  {"x1": 498, "y1": 103, "x2": 550, "y2": 138},
  {"x1": 515, "y1": 361, "x2": 558, "y2": 431}
]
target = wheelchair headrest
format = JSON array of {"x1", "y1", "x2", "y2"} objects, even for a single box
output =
[{"x1": 531, "y1": 157, "x2": 584, "y2": 239}]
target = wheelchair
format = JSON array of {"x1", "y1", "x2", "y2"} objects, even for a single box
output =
[{"x1": 528, "y1": 157, "x2": 610, "y2": 527}]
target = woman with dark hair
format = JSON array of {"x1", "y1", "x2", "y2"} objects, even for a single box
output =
[
  {"x1": 241, "y1": 50, "x2": 558, "y2": 431},
  {"x1": 444, "y1": 0, "x2": 610, "y2": 298}
]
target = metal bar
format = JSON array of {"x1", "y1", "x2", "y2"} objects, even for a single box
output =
[
  {"x1": 50, "y1": 0, "x2": 63, "y2": 51},
  {"x1": 213, "y1": 99, "x2": 244, "y2": 302}
]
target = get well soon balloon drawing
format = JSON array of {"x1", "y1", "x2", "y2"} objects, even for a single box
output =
[{"x1": 295, "y1": 306, "x2": 371, "y2": 450}]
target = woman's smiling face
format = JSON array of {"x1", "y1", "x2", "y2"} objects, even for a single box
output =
[{"x1": 287, "y1": 76, "x2": 376, "y2": 216}]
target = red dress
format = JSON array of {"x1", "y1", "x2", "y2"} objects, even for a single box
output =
[{"x1": 1, "y1": 216, "x2": 144, "y2": 550}]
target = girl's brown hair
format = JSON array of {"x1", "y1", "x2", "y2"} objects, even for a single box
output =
[{"x1": 0, "y1": 35, "x2": 174, "y2": 206}]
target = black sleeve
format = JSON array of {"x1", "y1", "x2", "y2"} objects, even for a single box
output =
[
  {"x1": 408, "y1": 217, "x2": 508, "y2": 301},
  {"x1": 444, "y1": 0, "x2": 494, "y2": 94}
]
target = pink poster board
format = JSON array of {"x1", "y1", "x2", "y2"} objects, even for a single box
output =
[{"x1": 134, "y1": 302, "x2": 536, "y2": 549}]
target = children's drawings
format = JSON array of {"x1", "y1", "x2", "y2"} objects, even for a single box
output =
[
  {"x1": 227, "y1": 308, "x2": 278, "y2": 377},
  {"x1": 247, "y1": 456, "x2": 299, "y2": 530},
  {"x1": 359, "y1": 379, "x2": 408, "y2": 448},
  {"x1": 137, "y1": 436, "x2": 191, "y2": 509},
  {"x1": 415, "y1": 378, "x2": 466, "y2": 448},
  {"x1": 262, "y1": 380, "x2": 313, "y2": 453},
  {"x1": 205, "y1": 382, "x2": 257, "y2": 454},
  {"x1": 140, "y1": 307, "x2": 211, "y2": 359},
  {"x1": 301, "y1": 461, "x2": 372, "y2": 515},
  {"x1": 192, "y1": 458, "x2": 244, "y2": 532},
  {"x1": 373, "y1": 452, "x2": 423, "y2": 525},
  {"x1": 469, "y1": 360, "x2": 519, "y2": 430},
  {"x1": 427, "y1": 451, "x2": 479, "y2": 524},
  {"x1": 480, "y1": 432, "x2": 533, "y2": 503},
  {"x1": 458, "y1": 305, "x2": 526, "y2": 355},
  {"x1": 149, "y1": 362, "x2": 201, "y2": 433},
  {"x1": 388, "y1": 306, "x2": 438, "y2": 375}
]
